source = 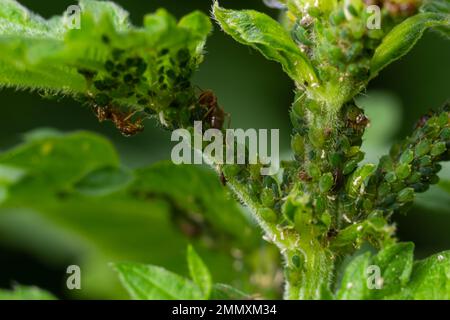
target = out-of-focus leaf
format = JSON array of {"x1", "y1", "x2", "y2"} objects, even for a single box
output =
[
  {"x1": 421, "y1": 0, "x2": 450, "y2": 37},
  {"x1": 213, "y1": 3, "x2": 318, "y2": 85},
  {"x1": 187, "y1": 245, "x2": 212, "y2": 299},
  {"x1": 356, "y1": 91, "x2": 402, "y2": 163},
  {"x1": 74, "y1": 166, "x2": 133, "y2": 196},
  {"x1": 113, "y1": 262, "x2": 203, "y2": 300},
  {"x1": 0, "y1": 131, "x2": 257, "y2": 299},
  {"x1": 371, "y1": 12, "x2": 450, "y2": 77},
  {"x1": 210, "y1": 283, "x2": 251, "y2": 300},
  {"x1": 0, "y1": 285, "x2": 56, "y2": 300}
]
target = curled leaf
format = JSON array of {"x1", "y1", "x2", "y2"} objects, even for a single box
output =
[
  {"x1": 213, "y1": 3, "x2": 318, "y2": 85},
  {"x1": 371, "y1": 12, "x2": 450, "y2": 77}
]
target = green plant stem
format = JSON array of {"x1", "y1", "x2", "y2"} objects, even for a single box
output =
[{"x1": 284, "y1": 241, "x2": 334, "y2": 300}]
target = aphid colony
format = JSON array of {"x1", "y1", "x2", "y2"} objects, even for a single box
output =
[
  {"x1": 288, "y1": 0, "x2": 418, "y2": 85},
  {"x1": 76, "y1": 34, "x2": 226, "y2": 136}
]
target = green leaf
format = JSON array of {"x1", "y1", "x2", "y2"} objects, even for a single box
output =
[
  {"x1": 421, "y1": 0, "x2": 450, "y2": 37},
  {"x1": 0, "y1": 131, "x2": 257, "y2": 298},
  {"x1": 210, "y1": 284, "x2": 251, "y2": 300},
  {"x1": 336, "y1": 252, "x2": 371, "y2": 300},
  {"x1": 187, "y1": 245, "x2": 212, "y2": 299},
  {"x1": 213, "y1": 3, "x2": 318, "y2": 85},
  {"x1": 74, "y1": 166, "x2": 133, "y2": 196},
  {"x1": 0, "y1": 0, "x2": 212, "y2": 131},
  {"x1": 371, "y1": 12, "x2": 450, "y2": 77},
  {"x1": 370, "y1": 243, "x2": 414, "y2": 299},
  {"x1": 403, "y1": 251, "x2": 450, "y2": 299},
  {"x1": 0, "y1": 285, "x2": 56, "y2": 300},
  {"x1": 113, "y1": 262, "x2": 203, "y2": 300}
]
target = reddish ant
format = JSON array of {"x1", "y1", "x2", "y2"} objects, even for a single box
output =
[
  {"x1": 197, "y1": 90, "x2": 230, "y2": 129},
  {"x1": 93, "y1": 105, "x2": 144, "y2": 137}
]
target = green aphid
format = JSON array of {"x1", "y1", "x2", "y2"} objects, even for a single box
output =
[
  {"x1": 138, "y1": 98, "x2": 149, "y2": 105},
  {"x1": 315, "y1": 195, "x2": 327, "y2": 214},
  {"x1": 307, "y1": 163, "x2": 321, "y2": 180},
  {"x1": 177, "y1": 48, "x2": 191, "y2": 63},
  {"x1": 385, "y1": 172, "x2": 397, "y2": 183},
  {"x1": 291, "y1": 134, "x2": 305, "y2": 157},
  {"x1": 330, "y1": 152, "x2": 343, "y2": 167},
  {"x1": 429, "y1": 174, "x2": 440, "y2": 185},
  {"x1": 292, "y1": 24, "x2": 313, "y2": 46},
  {"x1": 166, "y1": 69, "x2": 176, "y2": 80},
  {"x1": 347, "y1": 164, "x2": 375, "y2": 196},
  {"x1": 291, "y1": 254, "x2": 302, "y2": 268},
  {"x1": 78, "y1": 68, "x2": 97, "y2": 80},
  {"x1": 308, "y1": 127, "x2": 326, "y2": 148},
  {"x1": 441, "y1": 127, "x2": 450, "y2": 140},
  {"x1": 378, "y1": 182, "x2": 391, "y2": 197},
  {"x1": 395, "y1": 163, "x2": 411, "y2": 180},
  {"x1": 418, "y1": 155, "x2": 432, "y2": 166},
  {"x1": 101, "y1": 34, "x2": 111, "y2": 44},
  {"x1": 308, "y1": 6, "x2": 321, "y2": 18},
  {"x1": 438, "y1": 112, "x2": 449, "y2": 126},
  {"x1": 159, "y1": 48, "x2": 169, "y2": 56},
  {"x1": 330, "y1": 9, "x2": 346, "y2": 25},
  {"x1": 319, "y1": 173, "x2": 334, "y2": 193},
  {"x1": 430, "y1": 142, "x2": 446, "y2": 157},
  {"x1": 399, "y1": 150, "x2": 414, "y2": 164},
  {"x1": 136, "y1": 61, "x2": 147, "y2": 75},
  {"x1": 343, "y1": 159, "x2": 358, "y2": 175},
  {"x1": 259, "y1": 207, "x2": 277, "y2": 223},
  {"x1": 94, "y1": 93, "x2": 110, "y2": 106},
  {"x1": 104, "y1": 60, "x2": 114, "y2": 72},
  {"x1": 329, "y1": 46, "x2": 344, "y2": 64},
  {"x1": 411, "y1": 182, "x2": 429, "y2": 192},
  {"x1": 349, "y1": 23, "x2": 365, "y2": 40},
  {"x1": 123, "y1": 73, "x2": 134, "y2": 84},
  {"x1": 397, "y1": 188, "x2": 415, "y2": 203},
  {"x1": 415, "y1": 139, "x2": 431, "y2": 157},
  {"x1": 261, "y1": 188, "x2": 276, "y2": 208},
  {"x1": 346, "y1": 42, "x2": 363, "y2": 61},
  {"x1": 347, "y1": 4, "x2": 359, "y2": 17},
  {"x1": 407, "y1": 172, "x2": 421, "y2": 184}
]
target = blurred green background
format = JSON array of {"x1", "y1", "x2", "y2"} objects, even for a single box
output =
[{"x1": 0, "y1": 0, "x2": 448, "y2": 299}]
